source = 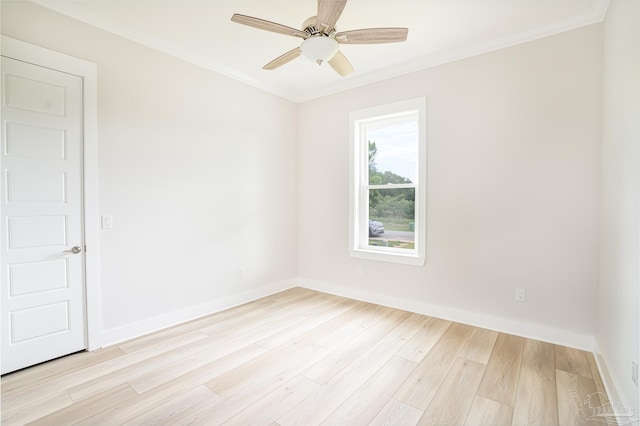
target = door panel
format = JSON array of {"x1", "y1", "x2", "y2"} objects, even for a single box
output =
[
  {"x1": 7, "y1": 216, "x2": 68, "y2": 249},
  {"x1": 9, "y1": 259, "x2": 69, "y2": 296},
  {"x1": 4, "y1": 73, "x2": 66, "y2": 116},
  {"x1": 7, "y1": 170, "x2": 67, "y2": 202},
  {"x1": 6, "y1": 122, "x2": 66, "y2": 159},
  {"x1": 11, "y1": 301, "x2": 70, "y2": 343},
  {"x1": 1, "y1": 56, "x2": 86, "y2": 374}
]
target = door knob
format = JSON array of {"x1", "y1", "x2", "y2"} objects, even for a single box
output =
[{"x1": 63, "y1": 246, "x2": 82, "y2": 254}]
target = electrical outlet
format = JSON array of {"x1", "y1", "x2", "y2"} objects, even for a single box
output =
[
  {"x1": 515, "y1": 288, "x2": 526, "y2": 302},
  {"x1": 239, "y1": 266, "x2": 246, "y2": 280},
  {"x1": 632, "y1": 361, "x2": 638, "y2": 386},
  {"x1": 356, "y1": 266, "x2": 363, "y2": 276}
]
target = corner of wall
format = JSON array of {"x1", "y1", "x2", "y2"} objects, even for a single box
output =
[
  {"x1": 297, "y1": 277, "x2": 596, "y2": 351},
  {"x1": 98, "y1": 279, "x2": 298, "y2": 348},
  {"x1": 593, "y1": 338, "x2": 638, "y2": 424}
]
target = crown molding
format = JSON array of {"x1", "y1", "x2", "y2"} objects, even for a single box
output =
[
  {"x1": 295, "y1": 1, "x2": 610, "y2": 102},
  {"x1": 32, "y1": 0, "x2": 298, "y2": 101},
  {"x1": 33, "y1": 0, "x2": 609, "y2": 104}
]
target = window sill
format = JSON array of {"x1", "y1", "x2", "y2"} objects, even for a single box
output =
[{"x1": 350, "y1": 249, "x2": 426, "y2": 266}]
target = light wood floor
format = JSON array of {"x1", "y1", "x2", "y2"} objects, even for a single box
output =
[{"x1": 1, "y1": 287, "x2": 609, "y2": 425}]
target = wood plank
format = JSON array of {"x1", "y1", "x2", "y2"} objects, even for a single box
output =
[
  {"x1": 555, "y1": 345, "x2": 592, "y2": 378},
  {"x1": 123, "y1": 385, "x2": 219, "y2": 425},
  {"x1": 67, "y1": 331, "x2": 212, "y2": 400},
  {"x1": 0, "y1": 346, "x2": 124, "y2": 394},
  {"x1": 322, "y1": 356, "x2": 418, "y2": 424},
  {"x1": 396, "y1": 316, "x2": 452, "y2": 363},
  {"x1": 1, "y1": 350, "x2": 124, "y2": 424},
  {"x1": 556, "y1": 369, "x2": 599, "y2": 426},
  {"x1": 126, "y1": 340, "x2": 268, "y2": 395},
  {"x1": 463, "y1": 395, "x2": 513, "y2": 426},
  {"x1": 179, "y1": 357, "x2": 327, "y2": 425},
  {"x1": 476, "y1": 333, "x2": 525, "y2": 407},
  {"x1": 394, "y1": 322, "x2": 474, "y2": 410},
  {"x1": 277, "y1": 312, "x2": 427, "y2": 425},
  {"x1": 126, "y1": 312, "x2": 311, "y2": 394},
  {"x1": 459, "y1": 326, "x2": 498, "y2": 364},
  {"x1": 205, "y1": 341, "x2": 328, "y2": 397},
  {"x1": 1, "y1": 391, "x2": 73, "y2": 426},
  {"x1": 196, "y1": 290, "x2": 319, "y2": 337},
  {"x1": 117, "y1": 297, "x2": 276, "y2": 353},
  {"x1": 175, "y1": 341, "x2": 330, "y2": 424},
  {"x1": 512, "y1": 339, "x2": 558, "y2": 425},
  {"x1": 3, "y1": 328, "x2": 209, "y2": 411},
  {"x1": 370, "y1": 399, "x2": 424, "y2": 426},
  {"x1": 75, "y1": 345, "x2": 266, "y2": 425},
  {"x1": 417, "y1": 357, "x2": 485, "y2": 425},
  {"x1": 282, "y1": 300, "x2": 367, "y2": 346},
  {"x1": 254, "y1": 298, "x2": 359, "y2": 351},
  {"x1": 222, "y1": 375, "x2": 320, "y2": 425},
  {"x1": 0, "y1": 288, "x2": 611, "y2": 426},
  {"x1": 197, "y1": 300, "x2": 305, "y2": 338},
  {"x1": 269, "y1": 286, "x2": 319, "y2": 302},
  {"x1": 124, "y1": 295, "x2": 338, "y2": 395},
  {"x1": 312, "y1": 303, "x2": 394, "y2": 350},
  {"x1": 119, "y1": 287, "x2": 313, "y2": 355},
  {"x1": 29, "y1": 383, "x2": 136, "y2": 425},
  {"x1": 303, "y1": 307, "x2": 412, "y2": 384}
]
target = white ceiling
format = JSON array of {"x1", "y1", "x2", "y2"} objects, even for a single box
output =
[{"x1": 34, "y1": 0, "x2": 609, "y2": 102}]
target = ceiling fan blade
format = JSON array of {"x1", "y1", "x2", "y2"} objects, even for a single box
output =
[
  {"x1": 328, "y1": 50, "x2": 354, "y2": 76},
  {"x1": 335, "y1": 28, "x2": 409, "y2": 44},
  {"x1": 316, "y1": 0, "x2": 347, "y2": 32},
  {"x1": 263, "y1": 48, "x2": 303, "y2": 70},
  {"x1": 231, "y1": 14, "x2": 308, "y2": 39}
]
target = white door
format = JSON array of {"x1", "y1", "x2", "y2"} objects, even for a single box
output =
[{"x1": 1, "y1": 56, "x2": 86, "y2": 374}]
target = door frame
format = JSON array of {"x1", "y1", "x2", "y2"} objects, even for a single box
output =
[{"x1": 1, "y1": 35, "x2": 102, "y2": 351}]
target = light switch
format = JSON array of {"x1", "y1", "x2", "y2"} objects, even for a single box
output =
[{"x1": 101, "y1": 215, "x2": 113, "y2": 229}]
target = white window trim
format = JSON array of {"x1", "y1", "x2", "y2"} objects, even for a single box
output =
[{"x1": 349, "y1": 97, "x2": 427, "y2": 266}]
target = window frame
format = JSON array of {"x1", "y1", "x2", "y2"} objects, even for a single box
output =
[{"x1": 349, "y1": 97, "x2": 427, "y2": 266}]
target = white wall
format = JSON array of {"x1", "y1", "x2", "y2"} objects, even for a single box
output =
[
  {"x1": 297, "y1": 25, "x2": 603, "y2": 348},
  {"x1": 598, "y1": 0, "x2": 640, "y2": 415},
  {"x1": 4, "y1": 5, "x2": 635, "y2": 412},
  {"x1": 1, "y1": 2, "x2": 298, "y2": 344}
]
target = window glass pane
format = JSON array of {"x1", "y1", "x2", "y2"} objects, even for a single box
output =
[
  {"x1": 368, "y1": 187, "x2": 415, "y2": 250},
  {"x1": 350, "y1": 97, "x2": 425, "y2": 264},
  {"x1": 367, "y1": 117, "x2": 418, "y2": 184}
]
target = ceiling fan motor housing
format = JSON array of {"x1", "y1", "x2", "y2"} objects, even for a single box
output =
[
  {"x1": 230, "y1": 0, "x2": 408, "y2": 76},
  {"x1": 305, "y1": 24, "x2": 322, "y2": 36},
  {"x1": 302, "y1": 16, "x2": 336, "y2": 37}
]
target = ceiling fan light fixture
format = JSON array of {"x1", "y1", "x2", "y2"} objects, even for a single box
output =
[
  {"x1": 300, "y1": 37, "x2": 339, "y2": 65},
  {"x1": 231, "y1": 0, "x2": 408, "y2": 76}
]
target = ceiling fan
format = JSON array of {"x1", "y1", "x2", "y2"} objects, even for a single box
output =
[{"x1": 231, "y1": 0, "x2": 408, "y2": 77}]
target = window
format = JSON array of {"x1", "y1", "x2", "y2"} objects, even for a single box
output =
[{"x1": 349, "y1": 97, "x2": 426, "y2": 265}]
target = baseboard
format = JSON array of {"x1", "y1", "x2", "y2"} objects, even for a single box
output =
[
  {"x1": 96, "y1": 276, "x2": 625, "y2": 415},
  {"x1": 98, "y1": 276, "x2": 596, "y2": 358},
  {"x1": 98, "y1": 279, "x2": 297, "y2": 348},
  {"x1": 593, "y1": 340, "x2": 637, "y2": 424},
  {"x1": 297, "y1": 278, "x2": 596, "y2": 351}
]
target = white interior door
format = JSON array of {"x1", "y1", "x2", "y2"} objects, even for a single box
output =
[{"x1": 1, "y1": 56, "x2": 86, "y2": 374}]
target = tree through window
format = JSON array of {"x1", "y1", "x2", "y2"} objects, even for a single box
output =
[{"x1": 349, "y1": 97, "x2": 426, "y2": 265}]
